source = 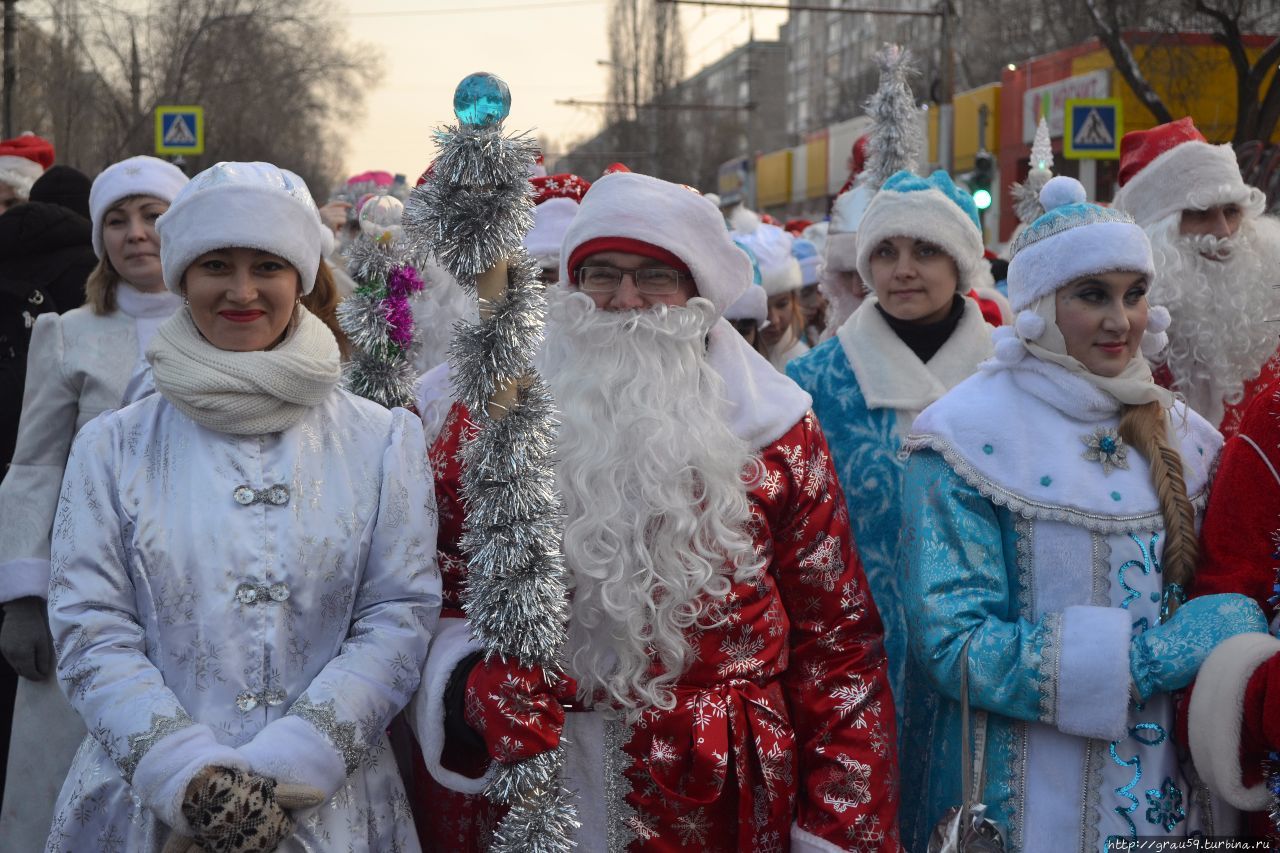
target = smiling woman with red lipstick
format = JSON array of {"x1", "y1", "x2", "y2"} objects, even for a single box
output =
[
  {"x1": 41, "y1": 162, "x2": 440, "y2": 853},
  {"x1": 897, "y1": 176, "x2": 1264, "y2": 850}
]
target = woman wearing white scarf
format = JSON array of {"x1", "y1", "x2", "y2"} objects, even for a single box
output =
[
  {"x1": 897, "y1": 177, "x2": 1267, "y2": 851},
  {"x1": 44, "y1": 162, "x2": 439, "y2": 853},
  {"x1": 0, "y1": 155, "x2": 188, "y2": 851}
]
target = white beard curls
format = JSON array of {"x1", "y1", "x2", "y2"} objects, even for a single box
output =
[
  {"x1": 1146, "y1": 214, "x2": 1279, "y2": 424},
  {"x1": 536, "y1": 291, "x2": 764, "y2": 715}
]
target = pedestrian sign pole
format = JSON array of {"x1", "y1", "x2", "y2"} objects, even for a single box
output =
[
  {"x1": 154, "y1": 106, "x2": 204, "y2": 158},
  {"x1": 1063, "y1": 97, "x2": 1122, "y2": 200}
]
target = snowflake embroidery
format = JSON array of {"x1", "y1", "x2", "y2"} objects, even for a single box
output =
[
  {"x1": 848, "y1": 814, "x2": 886, "y2": 847},
  {"x1": 832, "y1": 675, "x2": 875, "y2": 723},
  {"x1": 674, "y1": 808, "x2": 712, "y2": 845},
  {"x1": 804, "y1": 450, "x2": 831, "y2": 499},
  {"x1": 716, "y1": 625, "x2": 766, "y2": 677},
  {"x1": 1144, "y1": 776, "x2": 1186, "y2": 832},
  {"x1": 756, "y1": 739, "x2": 794, "y2": 789},
  {"x1": 779, "y1": 444, "x2": 806, "y2": 484},
  {"x1": 649, "y1": 736, "x2": 679, "y2": 767},
  {"x1": 759, "y1": 469, "x2": 784, "y2": 500},
  {"x1": 799, "y1": 533, "x2": 844, "y2": 591},
  {"x1": 816, "y1": 754, "x2": 873, "y2": 813}
]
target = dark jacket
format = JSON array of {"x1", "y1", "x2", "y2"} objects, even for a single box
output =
[{"x1": 0, "y1": 202, "x2": 94, "y2": 475}]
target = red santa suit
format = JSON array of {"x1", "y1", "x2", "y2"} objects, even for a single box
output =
[
  {"x1": 409, "y1": 171, "x2": 900, "y2": 852},
  {"x1": 1186, "y1": 376, "x2": 1280, "y2": 837}
]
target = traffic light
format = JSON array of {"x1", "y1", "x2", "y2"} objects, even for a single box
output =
[{"x1": 967, "y1": 151, "x2": 995, "y2": 211}]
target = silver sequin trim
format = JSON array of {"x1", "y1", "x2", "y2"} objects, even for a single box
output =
[
  {"x1": 1091, "y1": 533, "x2": 1113, "y2": 607},
  {"x1": 1014, "y1": 517, "x2": 1035, "y2": 622},
  {"x1": 1037, "y1": 613, "x2": 1062, "y2": 726},
  {"x1": 1009, "y1": 204, "x2": 1136, "y2": 258},
  {"x1": 118, "y1": 709, "x2": 195, "y2": 783},
  {"x1": 603, "y1": 716, "x2": 637, "y2": 853},
  {"x1": 287, "y1": 695, "x2": 365, "y2": 775},
  {"x1": 903, "y1": 435, "x2": 1210, "y2": 534}
]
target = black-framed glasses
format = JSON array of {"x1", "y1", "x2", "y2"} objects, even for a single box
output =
[{"x1": 576, "y1": 265, "x2": 686, "y2": 295}]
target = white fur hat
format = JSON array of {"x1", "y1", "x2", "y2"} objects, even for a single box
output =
[
  {"x1": 723, "y1": 282, "x2": 768, "y2": 325},
  {"x1": 830, "y1": 182, "x2": 875, "y2": 234},
  {"x1": 855, "y1": 169, "x2": 987, "y2": 295},
  {"x1": 157, "y1": 161, "x2": 333, "y2": 295},
  {"x1": 0, "y1": 155, "x2": 42, "y2": 199},
  {"x1": 560, "y1": 171, "x2": 752, "y2": 318},
  {"x1": 1007, "y1": 177, "x2": 1154, "y2": 311},
  {"x1": 88, "y1": 155, "x2": 189, "y2": 258},
  {"x1": 525, "y1": 173, "x2": 590, "y2": 268},
  {"x1": 733, "y1": 218, "x2": 802, "y2": 296},
  {"x1": 1113, "y1": 117, "x2": 1259, "y2": 226}
]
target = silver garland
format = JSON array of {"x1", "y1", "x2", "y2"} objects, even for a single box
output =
[
  {"x1": 404, "y1": 110, "x2": 576, "y2": 852},
  {"x1": 864, "y1": 43, "x2": 921, "y2": 188},
  {"x1": 1011, "y1": 117, "x2": 1056, "y2": 224}
]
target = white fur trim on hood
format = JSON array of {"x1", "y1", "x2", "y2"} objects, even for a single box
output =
[
  {"x1": 707, "y1": 318, "x2": 811, "y2": 450},
  {"x1": 560, "y1": 172, "x2": 753, "y2": 319},
  {"x1": 723, "y1": 283, "x2": 768, "y2": 325},
  {"x1": 1189, "y1": 631, "x2": 1280, "y2": 811},
  {"x1": 157, "y1": 161, "x2": 333, "y2": 295},
  {"x1": 89, "y1": 155, "x2": 190, "y2": 258},
  {"x1": 525, "y1": 196, "x2": 579, "y2": 268},
  {"x1": 1115, "y1": 140, "x2": 1257, "y2": 227}
]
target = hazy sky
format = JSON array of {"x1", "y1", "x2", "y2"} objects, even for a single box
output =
[{"x1": 341, "y1": 0, "x2": 786, "y2": 183}]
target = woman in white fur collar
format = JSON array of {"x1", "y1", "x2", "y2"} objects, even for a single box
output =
[
  {"x1": 44, "y1": 162, "x2": 439, "y2": 853},
  {"x1": 897, "y1": 176, "x2": 1267, "y2": 851}
]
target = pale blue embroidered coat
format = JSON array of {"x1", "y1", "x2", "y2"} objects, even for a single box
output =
[
  {"x1": 786, "y1": 296, "x2": 992, "y2": 725},
  {"x1": 45, "y1": 390, "x2": 441, "y2": 852},
  {"x1": 898, "y1": 356, "x2": 1229, "y2": 853}
]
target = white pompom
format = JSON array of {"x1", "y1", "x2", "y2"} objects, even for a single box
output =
[
  {"x1": 1039, "y1": 176, "x2": 1087, "y2": 212},
  {"x1": 1014, "y1": 309, "x2": 1046, "y2": 340},
  {"x1": 1141, "y1": 330, "x2": 1168, "y2": 358},
  {"x1": 1146, "y1": 304, "x2": 1171, "y2": 334},
  {"x1": 994, "y1": 334, "x2": 1027, "y2": 364}
]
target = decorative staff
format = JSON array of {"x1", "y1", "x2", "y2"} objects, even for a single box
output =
[{"x1": 404, "y1": 72, "x2": 577, "y2": 853}]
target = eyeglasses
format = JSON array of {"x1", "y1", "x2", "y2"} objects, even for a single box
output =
[{"x1": 576, "y1": 265, "x2": 687, "y2": 295}]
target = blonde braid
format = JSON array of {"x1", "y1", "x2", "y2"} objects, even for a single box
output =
[{"x1": 1118, "y1": 401, "x2": 1197, "y2": 617}]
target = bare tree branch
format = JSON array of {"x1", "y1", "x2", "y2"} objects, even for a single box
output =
[{"x1": 1083, "y1": 0, "x2": 1174, "y2": 124}]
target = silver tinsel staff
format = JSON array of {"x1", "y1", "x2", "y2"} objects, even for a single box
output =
[
  {"x1": 864, "y1": 43, "x2": 920, "y2": 188},
  {"x1": 403, "y1": 72, "x2": 577, "y2": 853}
]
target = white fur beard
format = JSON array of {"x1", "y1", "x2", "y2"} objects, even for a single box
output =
[
  {"x1": 537, "y1": 291, "x2": 763, "y2": 714},
  {"x1": 1146, "y1": 217, "x2": 1278, "y2": 417}
]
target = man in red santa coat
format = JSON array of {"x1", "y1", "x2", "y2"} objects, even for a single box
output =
[
  {"x1": 1114, "y1": 117, "x2": 1280, "y2": 435},
  {"x1": 411, "y1": 171, "x2": 901, "y2": 852}
]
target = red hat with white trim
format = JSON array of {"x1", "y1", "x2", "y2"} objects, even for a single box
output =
[
  {"x1": 526, "y1": 173, "x2": 591, "y2": 269},
  {"x1": 1113, "y1": 117, "x2": 1260, "y2": 226},
  {"x1": 0, "y1": 133, "x2": 54, "y2": 198}
]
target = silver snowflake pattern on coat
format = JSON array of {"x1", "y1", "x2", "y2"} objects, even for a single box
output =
[
  {"x1": 799, "y1": 532, "x2": 845, "y2": 591},
  {"x1": 817, "y1": 754, "x2": 874, "y2": 813},
  {"x1": 716, "y1": 624, "x2": 766, "y2": 677}
]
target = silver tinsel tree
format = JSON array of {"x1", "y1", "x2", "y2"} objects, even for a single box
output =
[
  {"x1": 336, "y1": 196, "x2": 424, "y2": 410},
  {"x1": 403, "y1": 72, "x2": 577, "y2": 853},
  {"x1": 1011, "y1": 116, "x2": 1055, "y2": 224},
  {"x1": 864, "y1": 43, "x2": 921, "y2": 189}
]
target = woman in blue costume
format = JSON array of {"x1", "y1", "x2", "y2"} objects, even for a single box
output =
[
  {"x1": 898, "y1": 177, "x2": 1267, "y2": 852},
  {"x1": 786, "y1": 168, "x2": 994, "y2": 723}
]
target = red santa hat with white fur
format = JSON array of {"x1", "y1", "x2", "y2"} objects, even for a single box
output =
[
  {"x1": 0, "y1": 133, "x2": 54, "y2": 199},
  {"x1": 525, "y1": 172, "x2": 590, "y2": 270},
  {"x1": 1113, "y1": 117, "x2": 1264, "y2": 226}
]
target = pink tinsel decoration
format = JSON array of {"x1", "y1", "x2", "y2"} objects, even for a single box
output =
[
  {"x1": 384, "y1": 294, "x2": 414, "y2": 346},
  {"x1": 387, "y1": 264, "x2": 424, "y2": 298}
]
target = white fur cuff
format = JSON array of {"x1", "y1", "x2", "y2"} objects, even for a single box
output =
[
  {"x1": 1056, "y1": 605, "x2": 1133, "y2": 741},
  {"x1": 237, "y1": 713, "x2": 348, "y2": 801},
  {"x1": 1189, "y1": 632, "x2": 1280, "y2": 811},
  {"x1": 791, "y1": 821, "x2": 849, "y2": 852},
  {"x1": 0, "y1": 558, "x2": 51, "y2": 603},
  {"x1": 407, "y1": 617, "x2": 495, "y2": 794},
  {"x1": 131, "y1": 721, "x2": 248, "y2": 834}
]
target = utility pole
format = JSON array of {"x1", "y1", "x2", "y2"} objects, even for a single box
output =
[{"x1": 3, "y1": 0, "x2": 16, "y2": 140}]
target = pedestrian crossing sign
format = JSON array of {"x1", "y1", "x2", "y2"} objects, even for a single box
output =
[
  {"x1": 1063, "y1": 98, "x2": 1122, "y2": 160},
  {"x1": 155, "y1": 106, "x2": 204, "y2": 155}
]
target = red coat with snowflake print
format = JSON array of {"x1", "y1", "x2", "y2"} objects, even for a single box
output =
[{"x1": 414, "y1": 401, "x2": 901, "y2": 852}]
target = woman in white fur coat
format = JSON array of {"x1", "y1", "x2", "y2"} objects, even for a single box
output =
[
  {"x1": 897, "y1": 177, "x2": 1266, "y2": 851},
  {"x1": 0, "y1": 155, "x2": 188, "y2": 850},
  {"x1": 44, "y1": 162, "x2": 439, "y2": 852}
]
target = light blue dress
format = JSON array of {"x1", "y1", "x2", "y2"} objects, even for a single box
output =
[{"x1": 898, "y1": 356, "x2": 1229, "y2": 853}]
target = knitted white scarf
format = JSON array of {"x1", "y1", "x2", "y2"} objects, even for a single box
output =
[{"x1": 147, "y1": 306, "x2": 341, "y2": 435}]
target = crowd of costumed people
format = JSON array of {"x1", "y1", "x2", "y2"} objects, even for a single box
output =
[{"x1": 0, "y1": 50, "x2": 1279, "y2": 853}]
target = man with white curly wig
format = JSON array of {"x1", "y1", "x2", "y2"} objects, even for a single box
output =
[
  {"x1": 1115, "y1": 117, "x2": 1280, "y2": 435},
  {"x1": 413, "y1": 171, "x2": 901, "y2": 852}
]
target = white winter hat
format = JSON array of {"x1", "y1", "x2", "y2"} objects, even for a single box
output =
[
  {"x1": 723, "y1": 283, "x2": 768, "y2": 325},
  {"x1": 855, "y1": 169, "x2": 987, "y2": 295},
  {"x1": 829, "y1": 182, "x2": 874, "y2": 234},
  {"x1": 525, "y1": 173, "x2": 591, "y2": 268},
  {"x1": 1007, "y1": 177, "x2": 1154, "y2": 312},
  {"x1": 89, "y1": 155, "x2": 189, "y2": 258},
  {"x1": 157, "y1": 161, "x2": 334, "y2": 295},
  {"x1": 733, "y1": 216, "x2": 802, "y2": 296},
  {"x1": 0, "y1": 156, "x2": 42, "y2": 199},
  {"x1": 561, "y1": 171, "x2": 752, "y2": 318}
]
